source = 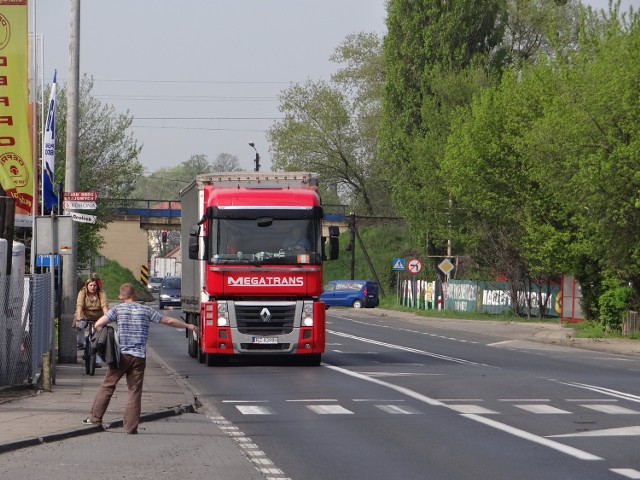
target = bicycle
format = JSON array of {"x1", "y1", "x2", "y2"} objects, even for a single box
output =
[{"x1": 80, "y1": 319, "x2": 98, "y2": 376}]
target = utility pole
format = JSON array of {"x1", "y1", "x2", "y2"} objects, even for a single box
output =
[
  {"x1": 60, "y1": 0, "x2": 80, "y2": 364},
  {"x1": 349, "y1": 213, "x2": 356, "y2": 280},
  {"x1": 249, "y1": 142, "x2": 260, "y2": 172}
]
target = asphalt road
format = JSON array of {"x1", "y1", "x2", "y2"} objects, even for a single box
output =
[
  {"x1": 148, "y1": 308, "x2": 640, "y2": 480},
  {"x1": 5, "y1": 307, "x2": 639, "y2": 480}
]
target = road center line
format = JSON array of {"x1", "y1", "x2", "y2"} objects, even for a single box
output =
[{"x1": 327, "y1": 329, "x2": 490, "y2": 366}]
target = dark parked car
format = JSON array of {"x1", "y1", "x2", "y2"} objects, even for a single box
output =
[
  {"x1": 159, "y1": 276, "x2": 181, "y2": 309},
  {"x1": 320, "y1": 280, "x2": 379, "y2": 309}
]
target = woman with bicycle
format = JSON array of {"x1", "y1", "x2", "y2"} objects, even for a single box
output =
[{"x1": 74, "y1": 277, "x2": 108, "y2": 365}]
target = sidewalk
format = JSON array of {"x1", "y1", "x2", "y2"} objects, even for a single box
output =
[
  {"x1": 368, "y1": 308, "x2": 640, "y2": 357},
  {"x1": 0, "y1": 311, "x2": 638, "y2": 455},
  {"x1": 0, "y1": 348, "x2": 195, "y2": 453}
]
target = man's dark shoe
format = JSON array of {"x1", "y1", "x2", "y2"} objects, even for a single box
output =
[
  {"x1": 126, "y1": 428, "x2": 138, "y2": 434},
  {"x1": 82, "y1": 417, "x2": 101, "y2": 426}
]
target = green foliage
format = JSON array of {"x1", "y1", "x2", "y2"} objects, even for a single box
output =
[
  {"x1": 572, "y1": 320, "x2": 607, "y2": 339},
  {"x1": 322, "y1": 223, "x2": 415, "y2": 296},
  {"x1": 91, "y1": 258, "x2": 154, "y2": 303},
  {"x1": 380, "y1": 0, "x2": 503, "y2": 254},
  {"x1": 268, "y1": 33, "x2": 394, "y2": 216},
  {"x1": 598, "y1": 274, "x2": 633, "y2": 332},
  {"x1": 132, "y1": 153, "x2": 242, "y2": 200},
  {"x1": 41, "y1": 75, "x2": 144, "y2": 269}
]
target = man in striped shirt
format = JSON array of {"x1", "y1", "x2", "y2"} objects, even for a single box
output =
[{"x1": 83, "y1": 283, "x2": 198, "y2": 434}]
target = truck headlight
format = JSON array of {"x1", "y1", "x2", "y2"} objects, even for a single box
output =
[
  {"x1": 302, "y1": 303, "x2": 314, "y2": 326},
  {"x1": 217, "y1": 302, "x2": 229, "y2": 326}
]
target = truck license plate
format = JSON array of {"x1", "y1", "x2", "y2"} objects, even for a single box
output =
[{"x1": 252, "y1": 336, "x2": 278, "y2": 344}]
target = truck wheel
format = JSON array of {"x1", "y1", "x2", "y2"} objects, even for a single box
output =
[
  {"x1": 188, "y1": 333, "x2": 198, "y2": 358},
  {"x1": 352, "y1": 299, "x2": 363, "y2": 308}
]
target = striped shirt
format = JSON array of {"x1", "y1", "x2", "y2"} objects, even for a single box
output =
[{"x1": 105, "y1": 303, "x2": 163, "y2": 358}]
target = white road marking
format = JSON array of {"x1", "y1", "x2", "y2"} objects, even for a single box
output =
[
  {"x1": 514, "y1": 404, "x2": 572, "y2": 414},
  {"x1": 580, "y1": 404, "x2": 640, "y2": 414},
  {"x1": 377, "y1": 404, "x2": 421, "y2": 414},
  {"x1": 488, "y1": 340, "x2": 518, "y2": 347},
  {"x1": 447, "y1": 405, "x2": 499, "y2": 415},
  {"x1": 327, "y1": 330, "x2": 490, "y2": 366},
  {"x1": 360, "y1": 371, "x2": 443, "y2": 378},
  {"x1": 236, "y1": 405, "x2": 275, "y2": 415},
  {"x1": 463, "y1": 414, "x2": 602, "y2": 461},
  {"x1": 285, "y1": 399, "x2": 338, "y2": 402},
  {"x1": 566, "y1": 398, "x2": 618, "y2": 402},
  {"x1": 557, "y1": 381, "x2": 640, "y2": 403},
  {"x1": 550, "y1": 426, "x2": 640, "y2": 438},
  {"x1": 307, "y1": 405, "x2": 353, "y2": 414},
  {"x1": 324, "y1": 363, "x2": 602, "y2": 461},
  {"x1": 610, "y1": 468, "x2": 640, "y2": 479},
  {"x1": 205, "y1": 412, "x2": 290, "y2": 480}
]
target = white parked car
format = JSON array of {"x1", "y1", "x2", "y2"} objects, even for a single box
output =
[{"x1": 147, "y1": 276, "x2": 162, "y2": 292}]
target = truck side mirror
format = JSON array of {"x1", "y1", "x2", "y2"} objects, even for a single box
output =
[
  {"x1": 328, "y1": 236, "x2": 339, "y2": 260},
  {"x1": 188, "y1": 224, "x2": 200, "y2": 260}
]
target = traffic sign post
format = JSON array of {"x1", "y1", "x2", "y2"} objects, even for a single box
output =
[
  {"x1": 438, "y1": 258, "x2": 455, "y2": 280},
  {"x1": 407, "y1": 258, "x2": 422, "y2": 274},
  {"x1": 405, "y1": 258, "x2": 422, "y2": 309},
  {"x1": 392, "y1": 258, "x2": 406, "y2": 305}
]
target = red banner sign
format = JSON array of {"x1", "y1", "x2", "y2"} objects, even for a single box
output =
[{"x1": 63, "y1": 191, "x2": 98, "y2": 201}]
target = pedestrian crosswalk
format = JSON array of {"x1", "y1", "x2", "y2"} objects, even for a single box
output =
[{"x1": 224, "y1": 398, "x2": 640, "y2": 417}]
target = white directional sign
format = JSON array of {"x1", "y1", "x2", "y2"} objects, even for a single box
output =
[
  {"x1": 407, "y1": 258, "x2": 422, "y2": 274},
  {"x1": 70, "y1": 212, "x2": 97, "y2": 224},
  {"x1": 64, "y1": 200, "x2": 97, "y2": 210}
]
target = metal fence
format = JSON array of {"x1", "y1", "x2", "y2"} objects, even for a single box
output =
[
  {"x1": 623, "y1": 311, "x2": 640, "y2": 335},
  {"x1": 0, "y1": 274, "x2": 53, "y2": 389}
]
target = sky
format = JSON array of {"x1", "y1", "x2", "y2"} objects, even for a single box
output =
[
  {"x1": 31, "y1": 0, "x2": 638, "y2": 175},
  {"x1": 32, "y1": 0, "x2": 389, "y2": 174}
]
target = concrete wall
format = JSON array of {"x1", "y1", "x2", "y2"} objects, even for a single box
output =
[{"x1": 99, "y1": 217, "x2": 148, "y2": 280}]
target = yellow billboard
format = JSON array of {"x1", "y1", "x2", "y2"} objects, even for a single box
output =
[{"x1": 0, "y1": 0, "x2": 34, "y2": 221}]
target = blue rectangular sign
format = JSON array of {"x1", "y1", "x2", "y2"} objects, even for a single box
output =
[
  {"x1": 392, "y1": 258, "x2": 406, "y2": 271},
  {"x1": 36, "y1": 255, "x2": 60, "y2": 267}
]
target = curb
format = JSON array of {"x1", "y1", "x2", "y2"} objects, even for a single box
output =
[{"x1": 0, "y1": 403, "x2": 197, "y2": 454}]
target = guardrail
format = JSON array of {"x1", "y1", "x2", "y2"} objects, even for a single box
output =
[{"x1": 99, "y1": 199, "x2": 181, "y2": 218}]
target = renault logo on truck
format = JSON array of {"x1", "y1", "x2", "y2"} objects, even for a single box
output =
[{"x1": 260, "y1": 308, "x2": 272, "y2": 322}]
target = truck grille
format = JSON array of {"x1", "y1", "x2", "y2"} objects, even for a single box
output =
[{"x1": 235, "y1": 304, "x2": 296, "y2": 335}]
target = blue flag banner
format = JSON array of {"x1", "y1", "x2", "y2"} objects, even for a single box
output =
[{"x1": 42, "y1": 70, "x2": 57, "y2": 212}]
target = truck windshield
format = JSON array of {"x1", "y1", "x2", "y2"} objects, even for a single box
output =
[{"x1": 209, "y1": 218, "x2": 321, "y2": 265}]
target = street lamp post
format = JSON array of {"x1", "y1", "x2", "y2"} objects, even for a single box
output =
[{"x1": 249, "y1": 142, "x2": 260, "y2": 172}]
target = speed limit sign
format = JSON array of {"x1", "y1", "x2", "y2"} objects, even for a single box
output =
[{"x1": 407, "y1": 258, "x2": 422, "y2": 274}]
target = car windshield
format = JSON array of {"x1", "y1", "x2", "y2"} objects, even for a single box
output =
[
  {"x1": 209, "y1": 218, "x2": 322, "y2": 265},
  {"x1": 162, "y1": 278, "x2": 181, "y2": 289}
]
